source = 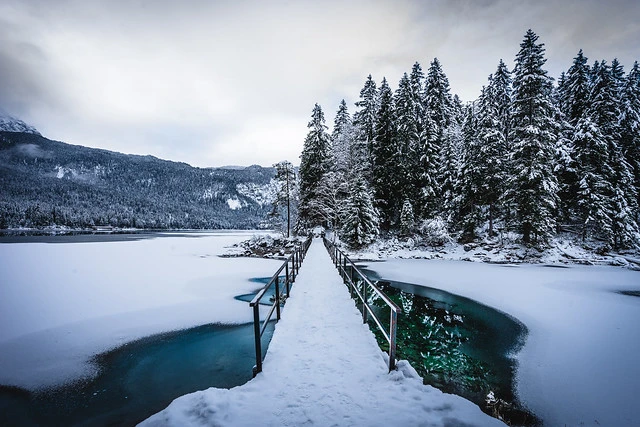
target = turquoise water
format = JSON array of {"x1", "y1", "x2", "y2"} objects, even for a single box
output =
[
  {"x1": 359, "y1": 265, "x2": 535, "y2": 424},
  {"x1": 0, "y1": 322, "x2": 274, "y2": 426}
]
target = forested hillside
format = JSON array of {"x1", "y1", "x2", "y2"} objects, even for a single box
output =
[
  {"x1": 297, "y1": 30, "x2": 640, "y2": 251},
  {"x1": 0, "y1": 131, "x2": 277, "y2": 230}
]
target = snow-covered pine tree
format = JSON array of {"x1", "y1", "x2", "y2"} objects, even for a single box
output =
[
  {"x1": 425, "y1": 58, "x2": 454, "y2": 135},
  {"x1": 572, "y1": 115, "x2": 613, "y2": 240},
  {"x1": 506, "y1": 29, "x2": 559, "y2": 245},
  {"x1": 589, "y1": 61, "x2": 639, "y2": 248},
  {"x1": 313, "y1": 170, "x2": 345, "y2": 231},
  {"x1": 590, "y1": 60, "x2": 601, "y2": 84},
  {"x1": 439, "y1": 115, "x2": 463, "y2": 217},
  {"x1": 271, "y1": 160, "x2": 298, "y2": 237},
  {"x1": 353, "y1": 75, "x2": 378, "y2": 169},
  {"x1": 619, "y1": 61, "x2": 640, "y2": 220},
  {"x1": 474, "y1": 78, "x2": 504, "y2": 236},
  {"x1": 553, "y1": 108, "x2": 577, "y2": 228},
  {"x1": 554, "y1": 50, "x2": 591, "y2": 226},
  {"x1": 331, "y1": 99, "x2": 353, "y2": 174},
  {"x1": 492, "y1": 59, "x2": 513, "y2": 146},
  {"x1": 399, "y1": 198, "x2": 415, "y2": 236},
  {"x1": 409, "y1": 61, "x2": 436, "y2": 219},
  {"x1": 394, "y1": 72, "x2": 421, "y2": 214},
  {"x1": 410, "y1": 62, "x2": 425, "y2": 120},
  {"x1": 341, "y1": 174, "x2": 379, "y2": 248},
  {"x1": 563, "y1": 50, "x2": 591, "y2": 126},
  {"x1": 556, "y1": 71, "x2": 567, "y2": 107},
  {"x1": 455, "y1": 103, "x2": 484, "y2": 241},
  {"x1": 371, "y1": 77, "x2": 398, "y2": 230},
  {"x1": 298, "y1": 103, "x2": 331, "y2": 231},
  {"x1": 463, "y1": 61, "x2": 513, "y2": 236},
  {"x1": 611, "y1": 58, "x2": 626, "y2": 91},
  {"x1": 329, "y1": 100, "x2": 357, "y2": 216},
  {"x1": 425, "y1": 58, "x2": 455, "y2": 203}
]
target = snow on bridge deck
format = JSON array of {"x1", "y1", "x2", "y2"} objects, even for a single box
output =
[{"x1": 141, "y1": 238, "x2": 502, "y2": 426}]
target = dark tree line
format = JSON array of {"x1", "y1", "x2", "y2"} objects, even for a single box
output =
[
  {"x1": 0, "y1": 132, "x2": 276, "y2": 230},
  {"x1": 297, "y1": 29, "x2": 640, "y2": 250}
]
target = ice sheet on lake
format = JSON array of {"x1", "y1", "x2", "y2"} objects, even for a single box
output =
[{"x1": 0, "y1": 231, "x2": 282, "y2": 389}]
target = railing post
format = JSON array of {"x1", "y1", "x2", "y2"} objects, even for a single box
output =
[
  {"x1": 362, "y1": 279, "x2": 368, "y2": 324},
  {"x1": 293, "y1": 249, "x2": 298, "y2": 279},
  {"x1": 285, "y1": 263, "x2": 290, "y2": 297},
  {"x1": 252, "y1": 303, "x2": 262, "y2": 376},
  {"x1": 389, "y1": 309, "x2": 397, "y2": 371},
  {"x1": 275, "y1": 276, "x2": 281, "y2": 320}
]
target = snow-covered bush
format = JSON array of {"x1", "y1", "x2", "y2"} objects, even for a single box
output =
[{"x1": 418, "y1": 217, "x2": 453, "y2": 246}]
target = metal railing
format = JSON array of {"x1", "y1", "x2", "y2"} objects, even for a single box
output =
[
  {"x1": 250, "y1": 236, "x2": 312, "y2": 376},
  {"x1": 323, "y1": 238, "x2": 401, "y2": 371}
]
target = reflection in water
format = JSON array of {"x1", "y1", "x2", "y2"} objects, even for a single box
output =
[
  {"x1": 0, "y1": 322, "x2": 274, "y2": 426},
  {"x1": 360, "y1": 266, "x2": 536, "y2": 425},
  {"x1": 234, "y1": 276, "x2": 286, "y2": 305}
]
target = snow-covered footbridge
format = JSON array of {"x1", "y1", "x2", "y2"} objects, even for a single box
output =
[{"x1": 141, "y1": 238, "x2": 501, "y2": 426}]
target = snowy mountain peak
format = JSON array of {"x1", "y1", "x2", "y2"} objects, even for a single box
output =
[{"x1": 0, "y1": 113, "x2": 41, "y2": 135}]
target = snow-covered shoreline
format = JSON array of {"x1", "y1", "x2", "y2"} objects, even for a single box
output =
[
  {"x1": 365, "y1": 257, "x2": 640, "y2": 426},
  {"x1": 346, "y1": 234, "x2": 640, "y2": 269}
]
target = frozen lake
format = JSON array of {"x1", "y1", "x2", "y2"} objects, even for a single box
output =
[
  {"x1": 2, "y1": 233, "x2": 639, "y2": 426},
  {"x1": 366, "y1": 259, "x2": 640, "y2": 426},
  {"x1": 0, "y1": 231, "x2": 282, "y2": 389}
]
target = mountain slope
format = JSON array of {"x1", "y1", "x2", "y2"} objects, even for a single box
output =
[
  {"x1": 0, "y1": 114, "x2": 41, "y2": 135},
  {"x1": 0, "y1": 131, "x2": 277, "y2": 229}
]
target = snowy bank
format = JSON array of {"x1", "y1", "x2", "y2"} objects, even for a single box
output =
[
  {"x1": 348, "y1": 234, "x2": 640, "y2": 268},
  {"x1": 142, "y1": 239, "x2": 501, "y2": 427},
  {"x1": 366, "y1": 259, "x2": 640, "y2": 426}
]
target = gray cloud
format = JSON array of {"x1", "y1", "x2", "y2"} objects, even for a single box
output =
[{"x1": 0, "y1": 0, "x2": 638, "y2": 167}]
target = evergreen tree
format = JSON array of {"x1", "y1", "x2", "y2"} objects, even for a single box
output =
[
  {"x1": 399, "y1": 198, "x2": 415, "y2": 236},
  {"x1": 475, "y1": 81, "x2": 504, "y2": 235},
  {"x1": 455, "y1": 103, "x2": 484, "y2": 241},
  {"x1": 353, "y1": 75, "x2": 378, "y2": 166},
  {"x1": 394, "y1": 73, "x2": 421, "y2": 212},
  {"x1": 424, "y1": 58, "x2": 454, "y2": 134},
  {"x1": 425, "y1": 58, "x2": 455, "y2": 209},
  {"x1": 563, "y1": 49, "x2": 591, "y2": 126},
  {"x1": 619, "y1": 61, "x2": 640, "y2": 219},
  {"x1": 271, "y1": 160, "x2": 298, "y2": 237},
  {"x1": 492, "y1": 59, "x2": 513, "y2": 144},
  {"x1": 572, "y1": 116, "x2": 612, "y2": 240},
  {"x1": 506, "y1": 29, "x2": 559, "y2": 244},
  {"x1": 611, "y1": 58, "x2": 626, "y2": 90},
  {"x1": 555, "y1": 71, "x2": 567, "y2": 106},
  {"x1": 298, "y1": 103, "x2": 331, "y2": 230},
  {"x1": 330, "y1": 99, "x2": 358, "y2": 182},
  {"x1": 439, "y1": 118, "x2": 463, "y2": 216},
  {"x1": 341, "y1": 174, "x2": 379, "y2": 248},
  {"x1": 314, "y1": 170, "x2": 345, "y2": 231},
  {"x1": 589, "y1": 61, "x2": 639, "y2": 248},
  {"x1": 371, "y1": 77, "x2": 398, "y2": 230}
]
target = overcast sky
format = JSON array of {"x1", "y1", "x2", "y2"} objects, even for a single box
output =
[{"x1": 1, "y1": 0, "x2": 638, "y2": 168}]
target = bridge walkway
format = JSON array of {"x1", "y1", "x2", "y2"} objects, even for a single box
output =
[{"x1": 142, "y1": 238, "x2": 501, "y2": 426}]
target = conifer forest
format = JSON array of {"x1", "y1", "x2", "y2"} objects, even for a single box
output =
[{"x1": 296, "y1": 30, "x2": 640, "y2": 251}]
